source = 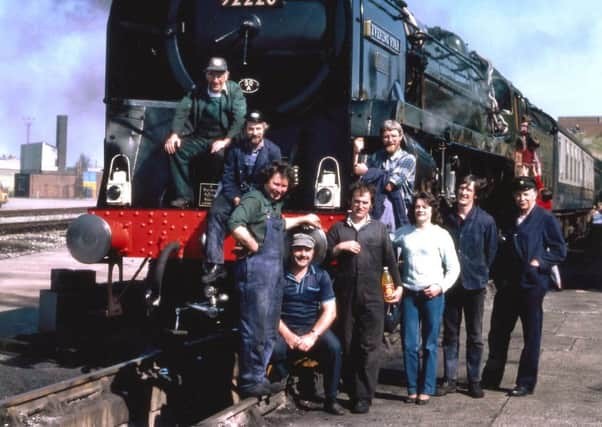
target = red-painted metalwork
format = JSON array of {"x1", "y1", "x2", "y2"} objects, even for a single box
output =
[{"x1": 89, "y1": 208, "x2": 346, "y2": 260}]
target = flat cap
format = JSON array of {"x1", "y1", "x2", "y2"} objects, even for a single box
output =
[
  {"x1": 291, "y1": 233, "x2": 315, "y2": 249},
  {"x1": 205, "y1": 57, "x2": 228, "y2": 72},
  {"x1": 512, "y1": 176, "x2": 537, "y2": 192}
]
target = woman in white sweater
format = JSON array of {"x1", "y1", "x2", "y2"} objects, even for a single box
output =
[{"x1": 393, "y1": 191, "x2": 460, "y2": 405}]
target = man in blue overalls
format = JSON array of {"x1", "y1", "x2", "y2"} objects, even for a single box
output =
[
  {"x1": 201, "y1": 110, "x2": 282, "y2": 283},
  {"x1": 229, "y1": 161, "x2": 321, "y2": 398}
]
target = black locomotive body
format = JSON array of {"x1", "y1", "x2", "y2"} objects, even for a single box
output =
[{"x1": 66, "y1": 0, "x2": 598, "y2": 340}]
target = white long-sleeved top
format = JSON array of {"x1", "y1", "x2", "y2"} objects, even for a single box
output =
[{"x1": 393, "y1": 223, "x2": 460, "y2": 293}]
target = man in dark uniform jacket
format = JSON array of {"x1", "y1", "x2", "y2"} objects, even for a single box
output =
[
  {"x1": 326, "y1": 182, "x2": 402, "y2": 414},
  {"x1": 201, "y1": 110, "x2": 281, "y2": 283},
  {"x1": 482, "y1": 176, "x2": 566, "y2": 397},
  {"x1": 164, "y1": 57, "x2": 247, "y2": 208},
  {"x1": 438, "y1": 175, "x2": 497, "y2": 398}
]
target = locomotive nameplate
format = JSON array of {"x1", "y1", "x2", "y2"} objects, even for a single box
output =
[
  {"x1": 198, "y1": 183, "x2": 219, "y2": 208},
  {"x1": 220, "y1": 0, "x2": 283, "y2": 7},
  {"x1": 364, "y1": 20, "x2": 401, "y2": 55}
]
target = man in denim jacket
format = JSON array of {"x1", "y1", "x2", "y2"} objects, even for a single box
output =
[
  {"x1": 482, "y1": 176, "x2": 566, "y2": 397},
  {"x1": 438, "y1": 175, "x2": 497, "y2": 398}
]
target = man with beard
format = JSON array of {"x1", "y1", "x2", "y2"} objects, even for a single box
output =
[
  {"x1": 353, "y1": 120, "x2": 416, "y2": 230},
  {"x1": 271, "y1": 233, "x2": 344, "y2": 415},
  {"x1": 229, "y1": 161, "x2": 321, "y2": 398},
  {"x1": 201, "y1": 110, "x2": 281, "y2": 284}
]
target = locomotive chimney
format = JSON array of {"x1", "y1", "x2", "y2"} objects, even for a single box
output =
[{"x1": 56, "y1": 115, "x2": 68, "y2": 172}]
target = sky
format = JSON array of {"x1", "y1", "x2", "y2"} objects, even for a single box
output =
[{"x1": 0, "y1": 0, "x2": 600, "y2": 167}]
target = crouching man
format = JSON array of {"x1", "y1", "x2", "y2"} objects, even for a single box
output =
[{"x1": 271, "y1": 233, "x2": 344, "y2": 415}]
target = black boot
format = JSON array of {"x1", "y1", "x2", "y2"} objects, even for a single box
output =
[{"x1": 201, "y1": 264, "x2": 227, "y2": 284}]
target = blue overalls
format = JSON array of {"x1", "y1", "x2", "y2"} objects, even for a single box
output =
[{"x1": 235, "y1": 214, "x2": 285, "y2": 392}]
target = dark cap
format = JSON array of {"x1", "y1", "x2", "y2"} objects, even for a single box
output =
[
  {"x1": 205, "y1": 57, "x2": 228, "y2": 72},
  {"x1": 512, "y1": 176, "x2": 537, "y2": 192},
  {"x1": 291, "y1": 233, "x2": 315, "y2": 249},
  {"x1": 245, "y1": 110, "x2": 266, "y2": 123}
]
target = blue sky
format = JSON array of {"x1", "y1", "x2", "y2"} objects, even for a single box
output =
[
  {"x1": 0, "y1": 1, "x2": 600, "y2": 166},
  {"x1": 409, "y1": 0, "x2": 602, "y2": 119}
]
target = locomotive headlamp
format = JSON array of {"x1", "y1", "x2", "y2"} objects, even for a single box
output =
[
  {"x1": 314, "y1": 156, "x2": 341, "y2": 209},
  {"x1": 106, "y1": 154, "x2": 132, "y2": 206},
  {"x1": 316, "y1": 188, "x2": 332, "y2": 205}
]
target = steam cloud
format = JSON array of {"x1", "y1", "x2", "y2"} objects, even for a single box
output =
[{"x1": 0, "y1": 0, "x2": 110, "y2": 167}]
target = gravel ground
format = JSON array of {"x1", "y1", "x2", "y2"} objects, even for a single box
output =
[{"x1": 0, "y1": 229, "x2": 67, "y2": 260}]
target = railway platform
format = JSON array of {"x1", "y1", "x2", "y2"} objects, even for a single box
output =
[{"x1": 0, "y1": 245, "x2": 601, "y2": 425}]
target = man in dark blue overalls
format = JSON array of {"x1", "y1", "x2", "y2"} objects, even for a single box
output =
[
  {"x1": 229, "y1": 161, "x2": 321, "y2": 398},
  {"x1": 201, "y1": 110, "x2": 282, "y2": 283}
]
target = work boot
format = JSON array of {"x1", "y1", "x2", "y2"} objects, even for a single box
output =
[
  {"x1": 170, "y1": 198, "x2": 191, "y2": 209},
  {"x1": 468, "y1": 382, "x2": 485, "y2": 398},
  {"x1": 324, "y1": 399, "x2": 345, "y2": 415},
  {"x1": 201, "y1": 264, "x2": 227, "y2": 284},
  {"x1": 239, "y1": 382, "x2": 271, "y2": 399},
  {"x1": 351, "y1": 399, "x2": 370, "y2": 414},
  {"x1": 435, "y1": 379, "x2": 457, "y2": 396}
]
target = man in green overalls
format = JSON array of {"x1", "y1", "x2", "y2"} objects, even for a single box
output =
[{"x1": 164, "y1": 57, "x2": 247, "y2": 208}]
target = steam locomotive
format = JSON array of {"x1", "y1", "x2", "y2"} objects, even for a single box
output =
[{"x1": 66, "y1": 0, "x2": 597, "y2": 331}]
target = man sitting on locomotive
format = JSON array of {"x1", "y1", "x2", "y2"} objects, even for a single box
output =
[
  {"x1": 270, "y1": 233, "x2": 344, "y2": 415},
  {"x1": 201, "y1": 110, "x2": 282, "y2": 284},
  {"x1": 164, "y1": 57, "x2": 247, "y2": 208},
  {"x1": 352, "y1": 120, "x2": 416, "y2": 230},
  {"x1": 228, "y1": 161, "x2": 321, "y2": 398}
]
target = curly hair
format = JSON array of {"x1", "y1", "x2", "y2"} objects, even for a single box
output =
[{"x1": 260, "y1": 160, "x2": 296, "y2": 189}]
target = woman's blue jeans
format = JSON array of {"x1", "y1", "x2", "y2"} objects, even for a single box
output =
[{"x1": 402, "y1": 290, "x2": 445, "y2": 395}]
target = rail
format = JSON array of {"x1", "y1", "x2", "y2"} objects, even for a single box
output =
[{"x1": 0, "y1": 207, "x2": 90, "y2": 234}]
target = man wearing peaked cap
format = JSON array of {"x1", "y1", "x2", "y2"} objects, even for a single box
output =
[
  {"x1": 164, "y1": 56, "x2": 247, "y2": 208},
  {"x1": 512, "y1": 176, "x2": 537, "y2": 192},
  {"x1": 482, "y1": 174, "x2": 566, "y2": 397},
  {"x1": 271, "y1": 232, "x2": 344, "y2": 415},
  {"x1": 202, "y1": 110, "x2": 281, "y2": 284}
]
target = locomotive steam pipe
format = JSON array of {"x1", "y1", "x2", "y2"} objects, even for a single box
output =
[{"x1": 146, "y1": 241, "x2": 180, "y2": 308}]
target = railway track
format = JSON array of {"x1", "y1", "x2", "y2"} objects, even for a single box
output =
[
  {"x1": 0, "y1": 207, "x2": 90, "y2": 234},
  {"x1": 0, "y1": 350, "x2": 161, "y2": 426},
  {"x1": 0, "y1": 342, "x2": 284, "y2": 426}
]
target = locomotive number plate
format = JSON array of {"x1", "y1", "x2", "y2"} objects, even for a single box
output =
[{"x1": 221, "y1": 0, "x2": 283, "y2": 7}]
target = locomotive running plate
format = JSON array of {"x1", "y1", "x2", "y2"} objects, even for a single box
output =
[{"x1": 220, "y1": 0, "x2": 283, "y2": 7}]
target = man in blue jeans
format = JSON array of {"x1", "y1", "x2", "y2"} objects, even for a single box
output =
[
  {"x1": 271, "y1": 233, "x2": 344, "y2": 415},
  {"x1": 438, "y1": 175, "x2": 498, "y2": 398},
  {"x1": 201, "y1": 110, "x2": 281, "y2": 283}
]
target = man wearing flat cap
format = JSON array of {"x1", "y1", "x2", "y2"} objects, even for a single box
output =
[
  {"x1": 482, "y1": 176, "x2": 566, "y2": 397},
  {"x1": 202, "y1": 110, "x2": 282, "y2": 283},
  {"x1": 271, "y1": 233, "x2": 344, "y2": 415},
  {"x1": 164, "y1": 56, "x2": 247, "y2": 208}
]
